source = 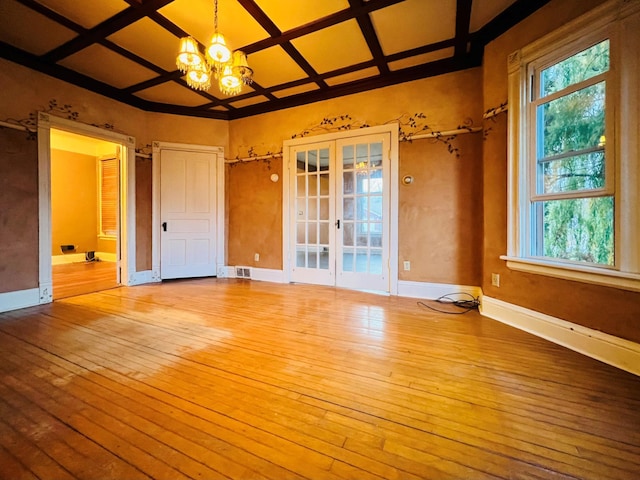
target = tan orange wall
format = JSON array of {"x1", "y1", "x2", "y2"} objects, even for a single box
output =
[
  {"x1": 228, "y1": 69, "x2": 484, "y2": 284},
  {"x1": 0, "y1": 128, "x2": 38, "y2": 294},
  {"x1": 226, "y1": 158, "x2": 283, "y2": 269},
  {"x1": 0, "y1": 59, "x2": 228, "y2": 273},
  {"x1": 399, "y1": 134, "x2": 482, "y2": 285},
  {"x1": 482, "y1": 0, "x2": 640, "y2": 343},
  {"x1": 50, "y1": 149, "x2": 98, "y2": 255}
]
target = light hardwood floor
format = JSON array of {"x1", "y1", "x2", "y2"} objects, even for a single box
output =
[{"x1": 0, "y1": 278, "x2": 639, "y2": 479}]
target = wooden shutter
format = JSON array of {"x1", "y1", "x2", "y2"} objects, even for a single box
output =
[{"x1": 100, "y1": 157, "x2": 118, "y2": 236}]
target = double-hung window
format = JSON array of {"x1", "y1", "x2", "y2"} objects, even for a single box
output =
[
  {"x1": 506, "y1": 0, "x2": 640, "y2": 290},
  {"x1": 531, "y1": 37, "x2": 612, "y2": 265}
]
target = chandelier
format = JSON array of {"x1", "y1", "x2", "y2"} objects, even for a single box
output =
[{"x1": 176, "y1": 0, "x2": 253, "y2": 95}]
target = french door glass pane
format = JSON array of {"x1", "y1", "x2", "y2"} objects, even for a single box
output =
[
  {"x1": 341, "y1": 142, "x2": 384, "y2": 275},
  {"x1": 355, "y1": 248, "x2": 368, "y2": 272},
  {"x1": 343, "y1": 171, "x2": 354, "y2": 194},
  {"x1": 343, "y1": 145, "x2": 354, "y2": 167},
  {"x1": 343, "y1": 248, "x2": 355, "y2": 272},
  {"x1": 320, "y1": 223, "x2": 329, "y2": 244},
  {"x1": 370, "y1": 142, "x2": 383, "y2": 167},
  {"x1": 319, "y1": 148, "x2": 330, "y2": 171},
  {"x1": 370, "y1": 249, "x2": 383, "y2": 274},
  {"x1": 343, "y1": 197, "x2": 354, "y2": 220},
  {"x1": 297, "y1": 175, "x2": 305, "y2": 196},
  {"x1": 343, "y1": 222, "x2": 354, "y2": 246},
  {"x1": 309, "y1": 174, "x2": 318, "y2": 196},
  {"x1": 296, "y1": 148, "x2": 330, "y2": 271},
  {"x1": 296, "y1": 246, "x2": 305, "y2": 267},
  {"x1": 320, "y1": 173, "x2": 330, "y2": 195},
  {"x1": 308, "y1": 247, "x2": 318, "y2": 268}
]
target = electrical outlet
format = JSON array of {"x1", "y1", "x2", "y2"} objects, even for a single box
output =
[
  {"x1": 254, "y1": 253, "x2": 260, "y2": 262},
  {"x1": 491, "y1": 273, "x2": 500, "y2": 287},
  {"x1": 403, "y1": 261, "x2": 410, "y2": 271}
]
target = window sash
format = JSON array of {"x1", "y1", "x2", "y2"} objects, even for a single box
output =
[{"x1": 529, "y1": 60, "x2": 612, "y2": 203}]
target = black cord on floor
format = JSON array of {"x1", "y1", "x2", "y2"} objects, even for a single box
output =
[{"x1": 417, "y1": 292, "x2": 480, "y2": 315}]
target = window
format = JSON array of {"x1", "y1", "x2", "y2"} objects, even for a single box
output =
[
  {"x1": 506, "y1": 0, "x2": 640, "y2": 290},
  {"x1": 531, "y1": 38, "x2": 612, "y2": 265},
  {"x1": 99, "y1": 156, "x2": 118, "y2": 237}
]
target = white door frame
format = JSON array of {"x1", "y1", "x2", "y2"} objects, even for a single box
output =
[
  {"x1": 282, "y1": 123, "x2": 399, "y2": 294},
  {"x1": 152, "y1": 142, "x2": 225, "y2": 281},
  {"x1": 37, "y1": 112, "x2": 137, "y2": 304}
]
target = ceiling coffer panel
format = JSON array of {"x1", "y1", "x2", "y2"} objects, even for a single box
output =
[{"x1": 0, "y1": 0, "x2": 550, "y2": 120}]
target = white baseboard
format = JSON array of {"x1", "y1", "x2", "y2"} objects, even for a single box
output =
[
  {"x1": 398, "y1": 280, "x2": 481, "y2": 300},
  {"x1": 217, "y1": 266, "x2": 235, "y2": 278},
  {"x1": 52, "y1": 252, "x2": 116, "y2": 265},
  {"x1": 251, "y1": 268, "x2": 285, "y2": 283},
  {"x1": 480, "y1": 295, "x2": 640, "y2": 377},
  {"x1": 127, "y1": 270, "x2": 160, "y2": 286},
  {"x1": 0, "y1": 288, "x2": 40, "y2": 313}
]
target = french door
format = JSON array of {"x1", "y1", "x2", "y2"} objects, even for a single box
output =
[{"x1": 288, "y1": 129, "x2": 392, "y2": 292}]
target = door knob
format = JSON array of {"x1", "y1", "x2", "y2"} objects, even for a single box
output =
[{"x1": 162, "y1": 222, "x2": 167, "y2": 232}]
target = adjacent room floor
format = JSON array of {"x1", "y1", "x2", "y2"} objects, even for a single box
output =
[{"x1": 52, "y1": 260, "x2": 118, "y2": 300}]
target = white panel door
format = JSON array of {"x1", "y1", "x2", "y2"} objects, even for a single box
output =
[{"x1": 160, "y1": 149, "x2": 217, "y2": 279}]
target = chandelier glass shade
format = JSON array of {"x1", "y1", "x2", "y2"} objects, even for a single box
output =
[
  {"x1": 176, "y1": 37, "x2": 202, "y2": 73},
  {"x1": 176, "y1": 0, "x2": 253, "y2": 95},
  {"x1": 186, "y1": 62, "x2": 212, "y2": 91},
  {"x1": 231, "y1": 50, "x2": 253, "y2": 84},
  {"x1": 219, "y1": 63, "x2": 242, "y2": 96},
  {"x1": 207, "y1": 32, "x2": 231, "y2": 71}
]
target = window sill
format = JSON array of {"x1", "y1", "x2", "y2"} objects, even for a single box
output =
[
  {"x1": 98, "y1": 234, "x2": 117, "y2": 241},
  {"x1": 500, "y1": 256, "x2": 640, "y2": 292}
]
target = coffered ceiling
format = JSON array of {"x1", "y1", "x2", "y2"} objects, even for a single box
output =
[{"x1": 0, "y1": 0, "x2": 550, "y2": 120}]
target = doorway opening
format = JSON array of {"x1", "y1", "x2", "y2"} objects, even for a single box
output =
[
  {"x1": 37, "y1": 112, "x2": 137, "y2": 305},
  {"x1": 50, "y1": 129, "x2": 120, "y2": 299}
]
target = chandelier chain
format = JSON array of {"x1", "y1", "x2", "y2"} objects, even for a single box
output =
[{"x1": 214, "y1": 0, "x2": 218, "y2": 33}]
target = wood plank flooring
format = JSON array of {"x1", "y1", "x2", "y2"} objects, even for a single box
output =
[
  {"x1": 52, "y1": 261, "x2": 118, "y2": 300},
  {"x1": 1, "y1": 278, "x2": 639, "y2": 479}
]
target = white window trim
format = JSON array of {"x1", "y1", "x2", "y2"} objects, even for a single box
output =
[{"x1": 504, "y1": 0, "x2": 640, "y2": 292}]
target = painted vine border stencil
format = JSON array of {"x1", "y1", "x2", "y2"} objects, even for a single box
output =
[
  {"x1": 2, "y1": 100, "x2": 502, "y2": 161},
  {"x1": 0, "y1": 99, "x2": 139, "y2": 147},
  {"x1": 228, "y1": 112, "x2": 482, "y2": 164},
  {"x1": 482, "y1": 101, "x2": 508, "y2": 140}
]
